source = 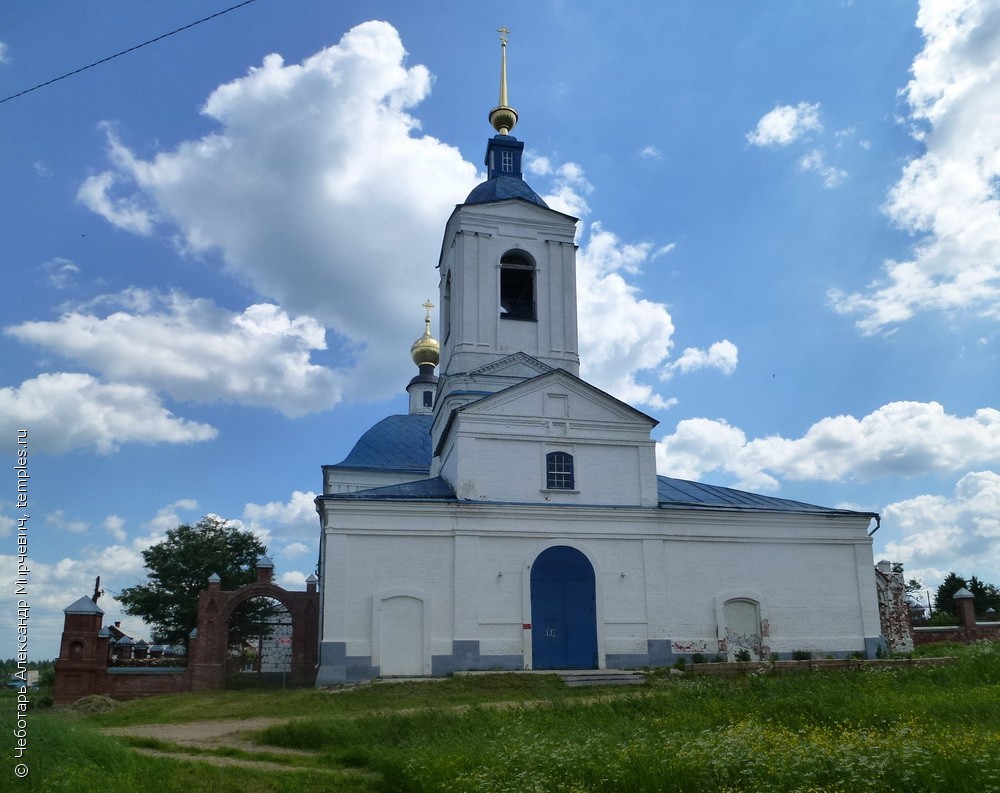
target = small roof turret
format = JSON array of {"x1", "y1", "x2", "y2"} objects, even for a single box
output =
[
  {"x1": 64, "y1": 595, "x2": 104, "y2": 615},
  {"x1": 465, "y1": 27, "x2": 548, "y2": 209}
]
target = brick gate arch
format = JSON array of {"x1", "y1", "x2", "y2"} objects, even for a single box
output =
[{"x1": 188, "y1": 559, "x2": 319, "y2": 690}]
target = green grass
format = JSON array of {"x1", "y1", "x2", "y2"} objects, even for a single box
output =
[{"x1": 5, "y1": 642, "x2": 1000, "y2": 791}]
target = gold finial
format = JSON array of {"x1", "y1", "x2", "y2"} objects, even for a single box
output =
[
  {"x1": 489, "y1": 25, "x2": 518, "y2": 135},
  {"x1": 411, "y1": 300, "x2": 440, "y2": 368}
]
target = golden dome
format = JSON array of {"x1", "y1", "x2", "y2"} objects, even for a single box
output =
[{"x1": 411, "y1": 301, "x2": 440, "y2": 368}]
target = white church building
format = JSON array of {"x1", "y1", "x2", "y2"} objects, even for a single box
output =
[{"x1": 314, "y1": 37, "x2": 883, "y2": 685}]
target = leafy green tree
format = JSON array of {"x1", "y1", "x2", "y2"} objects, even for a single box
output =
[
  {"x1": 118, "y1": 516, "x2": 267, "y2": 645},
  {"x1": 934, "y1": 572, "x2": 1000, "y2": 617}
]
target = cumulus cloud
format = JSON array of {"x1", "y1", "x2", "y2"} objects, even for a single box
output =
[
  {"x1": 880, "y1": 470, "x2": 1000, "y2": 589},
  {"x1": 0, "y1": 373, "x2": 217, "y2": 454},
  {"x1": 657, "y1": 401, "x2": 1000, "y2": 491},
  {"x1": 798, "y1": 149, "x2": 848, "y2": 188},
  {"x1": 47, "y1": 510, "x2": 88, "y2": 534},
  {"x1": 105, "y1": 515, "x2": 127, "y2": 543},
  {"x1": 665, "y1": 340, "x2": 739, "y2": 378},
  {"x1": 241, "y1": 491, "x2": 318, "y2": 559},
  {"x1": 831, "y1": 0, "x2": 1000, "y2": 332},
  {"x1": 7, "y1": 289, "x2": 343, "y2": 417},
  {"x1": 77, "y1": 22, "x2": 478, "y2": 403},
  {"x1": 531, "y1": 158, "x2": 593, "y2": 218},
  {"x1": 640, "y1": 145, "x2": 662, "y2": 160},
  {"x1": 574, "y1": 222, "x2": 677, "y2": 410},
  {"x1": 77, "y1": 169, "x2": 157, "y2": 235},
  {"x1": 746, "y1": 102, "x2": 823, "y2": 147}
]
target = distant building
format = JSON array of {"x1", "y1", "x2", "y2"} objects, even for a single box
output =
[{"x1": 314, "y1": 34, "x2": 883, "y2": 684}]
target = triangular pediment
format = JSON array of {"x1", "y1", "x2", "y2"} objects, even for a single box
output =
[
  {"x1": 457, "y1": 368, "x2": 658, "y2": 429},
  {"x1": 467, "y1": 352, "x2": 554, "y2": 381}
]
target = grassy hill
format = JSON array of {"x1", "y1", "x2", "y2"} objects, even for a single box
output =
[{"x1": 5, "y1": 641, "x2": 999, "y2": 792}]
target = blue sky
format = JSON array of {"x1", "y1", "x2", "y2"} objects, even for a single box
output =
[{"x1": 2, "y1": 1, "x2": 999, "y2": 659}]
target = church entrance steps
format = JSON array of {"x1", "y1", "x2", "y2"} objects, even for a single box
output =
[
  {"x1": 455, "y1": 669, "x2": 648, "y2": 687},
  {"x1": 557, "y1": 670, "x2": 647, "y2": 687}
]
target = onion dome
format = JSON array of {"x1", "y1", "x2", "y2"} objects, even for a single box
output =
[{"x1": 410, "y1": 300, "x2": 440, "y2": 368}]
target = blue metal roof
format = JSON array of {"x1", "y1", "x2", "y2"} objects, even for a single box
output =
[
  {"x1": 323, "y1": 476, "x2": 455, "y2": 501},
  {"x1": 465, "y1": 175, "x2": 548, "y2": 207},
  {"x1": 330, "y1": 414, "x2": 433, "y2": 472},
  {"x1": 656, "y1": 476, "x2": 876, "y2": 516}
]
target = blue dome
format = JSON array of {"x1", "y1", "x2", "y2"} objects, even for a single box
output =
[
  {"x1": 465, "y1": 175, "x2": 548, "y2": 208},
  {"x1": 334, "y1": 414, "x2": 433, "y2": 472}
]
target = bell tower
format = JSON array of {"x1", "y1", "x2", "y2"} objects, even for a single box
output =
[{"x1": 435, "y1": 27, "x2": 580, "y2": 408}]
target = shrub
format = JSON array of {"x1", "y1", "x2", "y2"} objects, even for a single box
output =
[
  {"x1": 734, "y1": 649, "x2": 751, "y2": 663},
  {"x1": 691, "y1": 653, "x2": 706, "y2": 664},
  {"x1": 792, "y1": 649, "x2": 812, "y2": 661}
]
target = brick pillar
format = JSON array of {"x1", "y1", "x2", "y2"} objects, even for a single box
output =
[{"x1": 953, "y1": 587, "x2": 976, "y2": 631}]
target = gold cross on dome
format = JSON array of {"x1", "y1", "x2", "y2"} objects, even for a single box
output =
[
  {"x1": 422, "y1": 299, "x2": 435, "y2": 319},
  {"x1": 497, "y1": 25, "x2": 510, "y2": 45}
]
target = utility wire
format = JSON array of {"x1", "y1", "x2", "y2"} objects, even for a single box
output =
[{"x1": 1, "y1": 0, "x2": 259, "y2": 105}]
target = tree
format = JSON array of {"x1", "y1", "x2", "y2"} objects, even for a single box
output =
[
  {"x1": 933, "y1": 572, "x2": 1000, "y2": 617},
  {"x1": 118, "y1": 516, "x2": 267, "y2": 645}
]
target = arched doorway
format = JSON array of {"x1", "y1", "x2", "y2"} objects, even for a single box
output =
[
  {"x1": 531, "y1": 546, "x2": 597, "y2": 669},
  {"x1": 226, "y1": 596, "x2": 293, "y2": 686}
]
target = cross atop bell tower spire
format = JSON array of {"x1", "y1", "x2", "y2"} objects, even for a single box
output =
[{"x1": 488, "y1": 25, "x2": 518, "y2": 136}]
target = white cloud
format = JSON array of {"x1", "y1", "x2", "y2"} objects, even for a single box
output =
[
  {"x1": 657, "y1": 401, "x2": 1000, "y2": 491},
  {"x1": 831, "y1": 0, "x2": 1000, "y2": 332},
  {"x1": 241, "y1": 491, "x2": 318, "y2": 559},
  {"x1": 538, "y1": 160, "x2": 593, "y2": 218},
  {"x1": 7, "y1": 290, "x2": 343, "y2": 417},
  {"x1": 746, "y1": 102, "x2": 823, "y2": 147},
  {"x1": 77, "y1": 22, "x2": 478, "y2": 404},
  {"x1": 575, "y1": 222, "x2": 677, "y2": 410},
  {"x1": 0, "y1": 373, "x2": 217, "y2": 454},
  {"x1": 40, "y1": 257, "x2": 80, "y2": 289},
  {"x1": 144, "y1": 499, "x2": 200, "y2": 534},
  {"x1": 880, "y1": 470, "x2": 1000, "y2": 589},
  {"x1": 665, "y1": 340, "x2": 739, "y2": 378},
  {"x1": 640, "y1": 145, "x2": 662, "y2": 160},
  {"x1": 0, "y1": 41, "x2": 9, "y2": 65},
  {"x1": 798, "y1": 149, "x2": 848, "y2": 188},
  {"x1": 278, "y1": 570, "x2": 308, "y2": 590},
  {"x1": 283, "y1": 542, "x2": 311, "y2": 558},
  {"x1": 104, "y1": 515, "x2": 127, "y2": 543},
  {"x1": 77, "y1": 169, "x2": 157, "y2": 235},
  {"x1": 47, "y1": 510, "x2": 88, "y2": 534}
]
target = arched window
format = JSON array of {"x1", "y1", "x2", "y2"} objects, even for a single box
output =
[
  {"x1": 500, "y1": 250, "x2": 536, "y2": 321},
  {"x1": 546, "y1": 451, "x2": 575, "y2": 490}
]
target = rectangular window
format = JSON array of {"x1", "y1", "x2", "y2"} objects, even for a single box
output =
[
  {"x1": 501, "y1": 150, "x2": 513, "y2": 172},
  {"x1": 422, "y1": 390, "x2": 433, "y2": 408},
  {"x1": 546, "y1": 451, "x2": 575, "y2": 490}
]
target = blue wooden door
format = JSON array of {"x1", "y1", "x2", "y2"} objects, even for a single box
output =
[{"x1": 531, "y1": 546, "x2": 597, "y2": 669}]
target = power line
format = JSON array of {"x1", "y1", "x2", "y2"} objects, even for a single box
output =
[{"x1": 1, "y1": 0, "x2": 260, "y2": 105}]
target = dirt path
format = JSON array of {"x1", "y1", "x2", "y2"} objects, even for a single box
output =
[{"x1": 102, "y1": 718, "x2": 340, "y2": 773}]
